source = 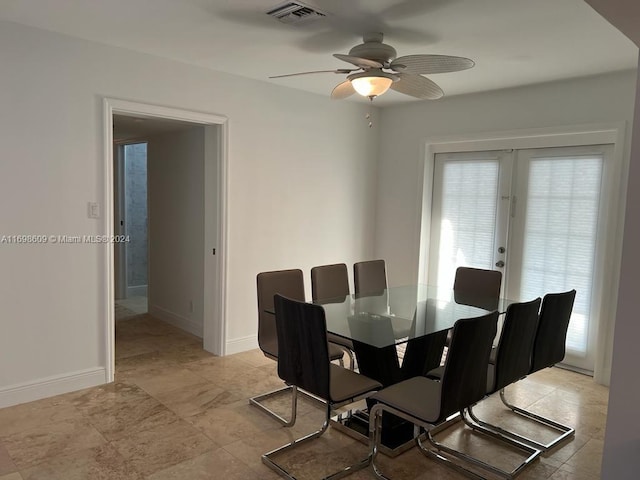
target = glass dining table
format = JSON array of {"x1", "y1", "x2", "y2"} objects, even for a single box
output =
[{"x1": 315, "y1": 284, "x2": 510, "y2": 456}]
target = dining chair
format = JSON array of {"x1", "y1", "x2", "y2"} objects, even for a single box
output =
[
  {"x1": 250, "y1": 269, "x2": 346, "y2": 426},
  {"x1": 453, "y1": 266, "x2": 503, "y2": 310},
  {"x1": 353, "y1": 259, "x2": 387, "y2": 296},
  {"x1": 311, "y1": 263, "x2": 356, "y2": 369},
  {"x1": 498, "y1": 289, "x2": 577, "y2": 450},
  {"x1": 366, "y1": 310, "x2": 539, "y2": 480},
  {"x1": 463, "y1": 298, "x2": 543, "y2": 471},
  {"x1": 444, "y1": 266, "x2": 503, "y2": 350},
  {"x1": 262, "y1": 294, "x2": 382, "y2": 480}
]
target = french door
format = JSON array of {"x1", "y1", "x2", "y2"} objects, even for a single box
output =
[{"x1": 428, "y1": 144, "x2": 613, "y2": 372}]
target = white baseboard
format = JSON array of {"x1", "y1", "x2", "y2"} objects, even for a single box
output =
[
  {"x1": 149, "y1": 304, "x2": 203, "y2": 338},
  {"x1": 127, "y1": 285, "x2": 148, "y2": 297},
  {"x1": 225, "y1": 334, "x2": 258, "y2": 355},
  {"x1": 0, "y1": 367, "x2": 106, "y2": 408}
]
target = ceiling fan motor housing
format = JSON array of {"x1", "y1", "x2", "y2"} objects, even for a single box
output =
[{"x1": 349, "y1": 34, "x2": 397, "y2": 65}]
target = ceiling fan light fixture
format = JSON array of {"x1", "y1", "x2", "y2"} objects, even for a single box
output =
[{"x1": 348, "y1": 71, "x2": 396, "y2": 97}]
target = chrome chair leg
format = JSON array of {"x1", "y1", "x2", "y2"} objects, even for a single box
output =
[
  {"x1": 250, "y1": 384, "x2": 325, "y2": 427},
  {"x1": 460, "y1": 408, "x2": 542, "y2": 478},
  {"x1": 368, "y1": 404, "x2": 391, "y2": 480},
  {"x1": 369, "y1": 403, "x2": 539, "y2": 480},
  {"x1": 262, "y1": 402, "x2": 371, "y2": 480},
  {"x1": 345, "y1": 348, "x2": 357, "y2": 371},
  {"x1": 499, "y1": 387, "x2": 575, "y2": 450}
]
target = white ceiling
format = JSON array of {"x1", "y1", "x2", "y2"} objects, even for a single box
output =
[{"x1": 1, "y1": 0, "x2": 637, "y2": 106}]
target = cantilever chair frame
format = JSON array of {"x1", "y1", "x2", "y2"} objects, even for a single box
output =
[
  {"x1": 365, "y1": 312, "x2": 541, "y2": 480},
  {"x1": 250, "y1": 269, "x2": 344, "y2": 427},
  {"x1": 485, "y1": 290, "x2": 577, "y2": 452},
  {"x1": 262, "y1": 294, "x2": 381, "y2": 480}
]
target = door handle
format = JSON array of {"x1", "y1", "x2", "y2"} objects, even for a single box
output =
[{"x1": 495, "y1": 260, "x2": 505, "y2": 268}]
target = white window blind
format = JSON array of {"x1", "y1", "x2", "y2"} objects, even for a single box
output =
[
  {"x1": 519, "y1": 155, "x2": 603, "y2": 354},
  {"x1": 436, "y1": 158, "x2": 499, "y2": 287}
]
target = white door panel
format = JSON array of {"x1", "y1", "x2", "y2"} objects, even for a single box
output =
[{"x1": 429, "y1": 144, "x2": 613, "y2": 373}]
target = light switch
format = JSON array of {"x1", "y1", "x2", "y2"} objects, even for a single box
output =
[{"x1": 88, "y1": 202, "x2": 100, "y2": 219}]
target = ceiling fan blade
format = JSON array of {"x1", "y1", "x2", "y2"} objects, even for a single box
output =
[
  {"x1": 390, "y1": 55, "x2": 475, "y2": 74},
  {"x1": 331, "y1": 80, "x2": 356, "y2": 99},
  {"x1": 333, "y1": 54, "x2": 383, "y2": 69},
  {"x1": 391, "y1": 73, "x2": 444, "y2": 100},
  {"x1": 269, "y1": 69, "x2": 356, "y2": 79}
]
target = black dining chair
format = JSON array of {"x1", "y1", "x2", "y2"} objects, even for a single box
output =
[
  {"x1": 442, "y1": 266, "x2": 503, "y2": 350},
  {"x1": 250, "y1": 269, "x2": 346, "y2": 426},
  {"x1": 462, "y1": 298, "x2": 543, "y2": 473},
  {"x1": 262, "y1": 294, "x2": 382, "y2": 480},
  {"x1": 311, "y1": 263, "x2": 356, "y2": 369},
  {"x1": 354, "y1": 259, "x2": 387, "y2": 296},
  {"x1": 497, "y1": 289, "x2": 577, "y2": 450},
  {"x1": 453, "y1": 266, "x2": 503, "y2": 311},
  {"x1": 365, "y1": 310, "x2": 540, "y2": 480}
]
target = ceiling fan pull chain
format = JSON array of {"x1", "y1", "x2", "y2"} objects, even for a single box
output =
[{"x1": 366, "y1": 96, "x2": 374, "y2": 128}]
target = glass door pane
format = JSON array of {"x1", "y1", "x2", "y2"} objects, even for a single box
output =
[
  {"x1": 507, "y1": 145, "x2": 609, "y2": 371},
  {"x1": 428, "y1": 151, "x2": 511, "y2": 288}
]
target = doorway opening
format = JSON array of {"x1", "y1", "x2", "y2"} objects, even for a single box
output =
[{"x1": 104, "y1": 99, "x2": 229, "y2": 382}]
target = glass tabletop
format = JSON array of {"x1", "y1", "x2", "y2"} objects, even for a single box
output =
[{"x1": 315, "y1": 284, "x2": 511, "y2": 349}]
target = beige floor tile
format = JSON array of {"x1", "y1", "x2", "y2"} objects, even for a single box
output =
[
  {"x1": 154, "y1": 381, "x2": 243, "y2": 418},
  {"x1": 110, "y1": 420, "x2": 216, "y2": 476},
  {"x1": 1, "y1": 419, "x2": 106, "y2": 470},
  {"x1": 115, "y1": 339, "x2": 157, "y2": 360},
  {"x1": 146, "y1": 448, "x2": 259, "y2": 480},
  {"x1": 128, "y1": 365, "x2": 206, "y2": 396},
  {"x1": 0, "y1": 398, "x2": 81, "y2": 437},
  {"x1": 549, "y1": 464, "x2": 600, "y2": 480},
  {"x1": 0, "y1": 443, "x2": 16, "y2": 476},
  {"x1": 228, "y1": 349, "x2": 275, "y2": 368},
  {"x1": 0, "y1": 473, "x2": 23, "y2": 480},
  {"x1": 563, "y1": 438, "x2": 604, "y2": 475},
  {"x1": 189, "y1": 401, "x2": 283, "y2": 447},
  {"x1": 74, "y1": 383, "x2": 181, "y2": 441},
  {"x1": 183, "y1": 355, "x2": 257, "y2": 384},
  {"x1": 18, "y1": 444, "x2": 142, "y2": 480}
]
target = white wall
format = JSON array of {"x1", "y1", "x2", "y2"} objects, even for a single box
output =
[
  {"x1": 0, "y1": 21, "x2": 378, "y2": 406},
  {"x1": 147, "y1": 127, "x2": 205, "y2": 337},
  {"x1": 583, "y1": 4, "x2": 640, "y2": 479},
  {"x1": 602, "y1": 60, "x2": 640, "y2": 480},
  {"x1": 375, "y1": 70, "x2": 638, "y2": 288}
]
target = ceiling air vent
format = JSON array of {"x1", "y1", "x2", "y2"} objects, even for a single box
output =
[{"x1": 266, "y1": 1, "x2": 327, "y2": 25}]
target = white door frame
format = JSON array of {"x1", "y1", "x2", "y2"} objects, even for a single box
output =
[{"x1": 103, "y1": 98, "x2": 229, "y2": 382}]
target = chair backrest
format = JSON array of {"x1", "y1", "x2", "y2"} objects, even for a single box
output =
[
  {"x1": 311, "y1": 263, "x2": 350, "y2": 302},
  {"x1": 530, "y1": 289, "x2": 577, "y2": 373},
  {"x1": 353, "y1": 259, "x2": 387, "y2": 296},
  {"x1": 274, "y1": 294, "x2": 331, "y2": 400},
  {"x1": 453, "y1": 267, "x2": 502, "y2": 311},
  {"x1": 440, "y1": 310, "x2": 498, "y2": 420},
  {"x1": 256, "y1": 269, "x2": 305, "y2": 358},
  {"x1": 492, "y1": 297, "x2": 541, "y2": 393}
]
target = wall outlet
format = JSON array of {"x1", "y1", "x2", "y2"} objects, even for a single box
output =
[{"x1": 189, "y1": 300, "x2": 194, "y2": 313}]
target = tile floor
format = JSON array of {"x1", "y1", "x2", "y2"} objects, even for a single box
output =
[{"x1": 0, "y1": 314, "x2": 608, "y2": 479}]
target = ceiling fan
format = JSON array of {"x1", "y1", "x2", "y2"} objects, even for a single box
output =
[{"x1": 270, "y1": 32, "x2": 475, "y2": 101}]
